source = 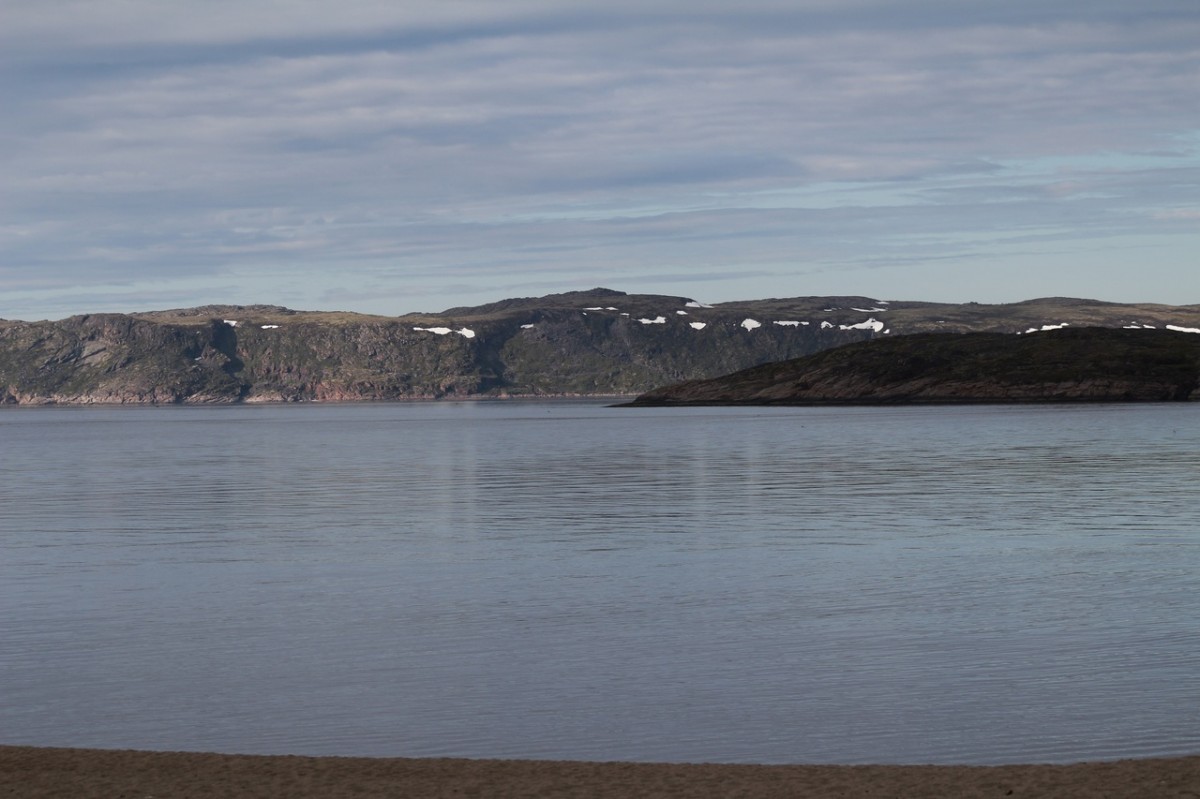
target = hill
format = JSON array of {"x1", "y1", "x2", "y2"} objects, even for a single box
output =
[
  {"x1": 624, "y1": 327, "x2": 1200, "y2": 406},
  {"x1": 2, "y1": 289, "x2": 1199, "y2": 404}
]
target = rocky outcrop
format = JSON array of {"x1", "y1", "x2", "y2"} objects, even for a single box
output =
[
  {"x1": 625, "y1": 328, "x2": 1200, "y2": 406},
  {"x1": 2, "y1": 290, "x2": 1199, "y2": 405},
  {"x1": 0, "y1": 315, "x2": 245, "y2": 404}
]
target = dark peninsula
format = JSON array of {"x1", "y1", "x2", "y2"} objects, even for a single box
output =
[{"x1": 624, "y1": 327, "x2": 1200, "y2": 406}]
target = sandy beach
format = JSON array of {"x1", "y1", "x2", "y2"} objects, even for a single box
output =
[{"x1": 3, "y1": 747, "x2": 1200, "y2": 798}]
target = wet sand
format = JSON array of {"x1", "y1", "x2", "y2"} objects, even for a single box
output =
[{"x1": 3, "y1": 746, "x2": 1200, "y2": 798}]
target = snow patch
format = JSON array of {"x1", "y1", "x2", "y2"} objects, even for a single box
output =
[
  {"x1": 741, "y1": 318, "x2": 761, "y2": 331},
  {"x1": 638, "y1": 316, "x2": 667, "y2": 325},
  {"x1": 1167, "y1": 324, "x2": 1200, "y2": 334},
  {"x1": 520, "y1": 324, "x2": 535, "y2": 329},
  {"x1": 685, "y1": 301, "x2": 714, "y2": 308},
  {"x1": 689, "y1": 322, "x2": 707, "y2": 330},
  {"x1": 1025, "y1": 323, "x2": 1070, "y2": 333},
  {"x1": 840, "y1": 318, "x2": 885, "y2": 332},
  {"x1": 414, "y1": 326, "x2": 476, "y2": 339},
  {"x1": 223, "y1": 320, "x2": 238, "y2": 327},
  {"x1": 820, "y1": 321, "x2": 834, "y2": 329},
  {"x1": 850, "y1": 307, "x2": 888, "y2": 313},
  {"x1": 774, "y1": 320, "x2": 802, "y2": 327},
  {"x1": 676, "y1": 310, "x2": 688, "y2": 315},
  {"x1": 261, "y1": 324, "x2": 279, "y2": 329}
]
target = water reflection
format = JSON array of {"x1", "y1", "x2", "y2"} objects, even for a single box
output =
[{"x1": 1, "y1": 401, "x2": 1198, "y2": 764}]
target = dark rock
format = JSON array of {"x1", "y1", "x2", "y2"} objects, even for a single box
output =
[{"x1": 625, "y1": 328, "x2": 1200, "y2": 406}]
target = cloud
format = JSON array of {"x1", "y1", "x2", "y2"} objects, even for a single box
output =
[{"x1": 2, "y1": 1, "x2": 1198, "y2": 318}]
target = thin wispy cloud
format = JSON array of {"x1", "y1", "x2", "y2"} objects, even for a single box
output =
[{"x1": 2, "y1": 1, "x2": 1197, "y2": 319}]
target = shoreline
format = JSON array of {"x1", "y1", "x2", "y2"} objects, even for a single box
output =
[
  {"x1": 0, "y1": 393, "x2": 638, "y2": 408},
  {"x1": 4, "y1": 746, "x2": 1199, "y2": 798}
]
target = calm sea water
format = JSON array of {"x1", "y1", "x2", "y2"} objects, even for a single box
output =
[{"x1": 2, "y1": 400, "x2": 1198, "y2": 765}]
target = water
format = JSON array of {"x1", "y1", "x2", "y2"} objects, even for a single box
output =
[{"x1": 2, "y1": 400, "x2": 1198, "y2": 765}]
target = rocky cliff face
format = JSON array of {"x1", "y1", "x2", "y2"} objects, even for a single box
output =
[
  {"x1": 626, "y1": 328, "x2": 1200, "y2": 406},
  {"x1": 0, "y1": 315, "x2": 244, "y2": 405},
  {"x1": 2, "y1": 289, "x2": 1199, "y2": 404}
]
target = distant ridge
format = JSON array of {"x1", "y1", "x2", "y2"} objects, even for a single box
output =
[
  {"x1": 440, "y1": 287, "x2": 631, "y2": 316},
  {"x1": 3, "y1": 289, "x2": 1200, "y2": 405}
]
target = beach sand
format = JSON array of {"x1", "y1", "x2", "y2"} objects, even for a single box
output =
[{"x1": 3, "y1": 747, "x2": 1200, "y2": 798}]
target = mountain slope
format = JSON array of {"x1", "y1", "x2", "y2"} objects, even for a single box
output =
[{"x1": 3, "y1": 289, "x2": 1199, "y2": 404}]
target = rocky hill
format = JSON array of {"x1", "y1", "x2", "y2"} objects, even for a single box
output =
[
  {"x1": 625, "y1": 327, "x2": 1200, "y2": 406},
  {"x1": 2, "y1": 289, "x2": 1199, "y2": 404}
]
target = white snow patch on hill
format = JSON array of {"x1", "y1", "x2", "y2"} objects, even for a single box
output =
[
  {"x1": 840, "y1": 318, "x2": 885, "y2": 332},
  {"x1": 414, "y1": 326, "x2": 476, "y2": 339}
]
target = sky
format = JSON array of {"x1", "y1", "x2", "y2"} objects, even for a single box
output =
[{"x1": 2, "y1": 1, "x2": 1198, "y2": 320}]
